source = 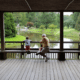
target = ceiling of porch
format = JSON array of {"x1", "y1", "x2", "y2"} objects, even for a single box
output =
[{"x1": 0, "y1": 0, "x2": 80, "y2": 11}]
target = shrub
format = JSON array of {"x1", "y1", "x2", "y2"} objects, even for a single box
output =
[
  {"x1": 49, "y1": 24, "x2": 57, "y2": 29},
  {"x1": 40, "y1": 25, "x2": 45, "y2": 29},
  {"x1": 27, "y1": 22, "x2": 34, "y2": 28}
]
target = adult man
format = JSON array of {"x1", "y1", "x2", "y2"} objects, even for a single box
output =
[{"x1": 36, "y1": 34, "x2": 50, "y2": 62}]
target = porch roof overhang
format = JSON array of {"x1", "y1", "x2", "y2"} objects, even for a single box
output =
[{"x1": 0, "y1": 0, "x2": 80, "y2": 11}]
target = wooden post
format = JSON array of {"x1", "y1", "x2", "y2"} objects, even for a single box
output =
[
  {"x1": 20, "y1": 42, "x2": 24, "y2": 58},
  {"x1": 58, "y1": 11, "x2": 65, "y2": 61},
  {"x1": 78, "y1": 44, "x2": 80, "y2": 59},
  {"x1": 0, "y1": 12, "x2": 6, "y2": 60}
]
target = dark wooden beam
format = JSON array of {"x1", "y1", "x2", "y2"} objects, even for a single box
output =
[
  {"x1": 0, "y1": 12, "x2": 6, "y2": 60},
  {"x1": 58, "y1": 11, "x2": 65, "y2": 61},
  {"x1": 0, "y1": 12, "x2": 5, "y2": 50},
  {"x1": 60, "y1": 11, "x2": 63, "y2": 50}
]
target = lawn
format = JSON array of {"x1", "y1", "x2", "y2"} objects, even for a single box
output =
[{"x1": 0, "y1": 35, "x2": 26, "y2": 48}]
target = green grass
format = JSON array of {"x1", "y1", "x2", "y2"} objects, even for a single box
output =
[
  {"x1": 1, "y1": 35, "x2": 25, "y2": 41},
  {"x1": 0, "y1": 35, "x2": 26, "y2": 48},
  {"x1": 63, "y1": 29, "x2": 80, "y2": 41},
  {"x1": 28, "y1": 28, "x2": 60, "y2": 37}
]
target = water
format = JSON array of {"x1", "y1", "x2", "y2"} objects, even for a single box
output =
[{"x1": 53, "y1": 38, "x2": 73, "y2": 48}]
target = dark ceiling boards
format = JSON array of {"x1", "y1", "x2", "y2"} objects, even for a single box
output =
[{"x1": 0, "y1": 0, "x2": 80, "y2": 11}]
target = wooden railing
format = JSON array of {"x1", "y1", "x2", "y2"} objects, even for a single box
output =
[{"x1": 0, "y1": 41, "x2": 80, "y2": 60}]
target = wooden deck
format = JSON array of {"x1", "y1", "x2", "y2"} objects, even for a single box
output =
[{"x1": 0, "y1": 59, "x2": 80, "y2": 80}]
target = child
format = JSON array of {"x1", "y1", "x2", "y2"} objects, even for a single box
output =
[{"x1": 24, "y1": 37, "x2": 31, "y2": 54}]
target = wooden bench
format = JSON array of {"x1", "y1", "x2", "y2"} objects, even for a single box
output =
[
  {"x1": 0, "y1": 50, "x2": 80, "y2": 59},
  {"x1": 0, "y1": 50, "x2": 80, "y2": 53}
]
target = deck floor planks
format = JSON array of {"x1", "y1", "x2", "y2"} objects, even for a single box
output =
[
  {"x1": 0, "y1": 59, "x2": 9, "y2": 66},
  {"x1": 55, "y1": 60, "x2": 63, "y2": 80},
  {"x1": 68, "y1": 60, "x2": 79, "y2": 80},
  {"x1": 38, "y1": 60, "x2": 43, "y2": 80},
  {"x1": 18, "y1": 59, "x2": 30, "y2": 80},
  {"x1": 33, "y1": 60, "x2": 41, "y2": 80},
  {"x1": 13, "y1": 59, "x2": 27, "y2": 80},
  {"x1": 0, "y1": 59, "x2": 11, "y2": 71},
  {"x1": 42, "y1": 60, "x2": 47, "y2": 80},
  {"x1": 49, "y1": 60, "x2": 55, "y2": 80},
  {"x1": 0, "y1": 59, "x2": 80, "y2": 80},
  {"x1": 29, "y1": 60, "x2": 38, "y2": 80},
  {"x1": 64, "y1": 60, "x2": 75, "y2": 80},
  {"x1": 9, "y1": 59, "x2": 24, "y2": 80},
  {"x1": 69, "y1": 60, "x2": 80, "y2": 80},
  {"x1": 8, "y1": 59, "x2": 22, "y2": 80},
  {"x1": 0, "y1": 59, "x2": 16, "y2": 80},
  {"x1": 52, "y1": 60, "x2": 59, "y2": 80},
  {"x1": 21, "y1": 59, "x2": 32, "y2": 80},
  {"x1": 25, "y1": 59, "x2": 35, "y2": 80},
  {"x1": 58, "y1": 61, "x2": 73, "y2": 80},
  {"x1": 60, "y1": 61, "x2": 71, "y2": 80},
  {"x1": 4, "y1": 59, "x2": 21, "y2": 80},
  {"x1": 66, "y1": 60, "x2": 79, "y2": 80},
  {"x1": 46, "y1": 60, "x2": 51, "y2": 80}
]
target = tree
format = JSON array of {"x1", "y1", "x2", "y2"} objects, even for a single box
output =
[
  {"x1": 64, "y1": 15, "x2": 75, "y2": 28},
  {"x1": 40, "y1": 12, "x2": 56, "y2": 29},
  {"x1": 4, "y1": 12, "x2": 17, "y2": 37},
  {"x1": 55, "y1": 13, "x2": 60, "y2": 28},
  {"x1": 75, "y1": 13, "x2": 80, "y2": 31},
  {"x1": 72, "y1": 12, "x2": 80, "y2": 28},
  {"x1": 27, "y1": 22, "x2": 34, "y2": 28}
]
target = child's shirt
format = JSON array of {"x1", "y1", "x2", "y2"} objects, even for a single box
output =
[{"x1": 24, "y1": 39, "x2": 31, "y2": 46}]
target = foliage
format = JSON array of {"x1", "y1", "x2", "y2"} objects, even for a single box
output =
[
  {"x1": 39, "y1": 12, "x2": 56, "y2": 29},
  {"x1": 75, "y1": 13, "x2": 80, "y2": 31},
  {"x1": 27, "y1": 22, "x2": 34, "y2": 28},
  {"x1": 55, "y1": 13, "x2": 60, "y2": 28},
  {"x1": 48, "y1": 24, "x2": 57, "y2": 29},
  {"x1": 4, "y1": 12, "x2": 17, "y2": 37},
  {"x1": 40, "y1": 25, "x2": 45, "y2": 29},
  {"x1": 12, "y1": 12, "x2": 60, "y2": 29},
  {"x1": 0, "y1": 30, "x2": 1, "y2": 37},
  {"x1": 64, "y1": 15, "x2": 75, "y2": 28}
]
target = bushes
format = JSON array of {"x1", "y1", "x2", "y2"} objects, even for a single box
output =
[
  {"x1": 4, "y1": 12, "x2": 17, "y2": 37},
  {"x1": 27, "y1": 22, "x2": 34, "y2": 28},
  {"x1": 48, "y1": 24, "x2": 57, "y2": 29},
  {"x1": 40, "y1": 25, "x2": 45, "y2": 29}
]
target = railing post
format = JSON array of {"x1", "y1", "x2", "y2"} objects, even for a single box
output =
[
  {"x1": 78, "y1": 44, "x2": 80, "y2": 59},
  {"x1": 0, "y1": 12, "x2": 7, "y2": 60},
  {"x1": 58, "y1": 11, "x2": 65, "y2": 61},
  {"x1": 20, "y1": 42, "x2": 24, "y2": 58}
]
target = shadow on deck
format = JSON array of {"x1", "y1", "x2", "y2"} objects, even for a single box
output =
[{"x1": 0, "y1": 59, "x2": 80, "y2": 80}]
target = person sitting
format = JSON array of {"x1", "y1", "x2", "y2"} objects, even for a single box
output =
[{"x1": 36, "y1": 34, "x2": 50, "y2": 62}]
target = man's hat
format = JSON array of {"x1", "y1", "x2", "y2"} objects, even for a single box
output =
[{"x1": 42, "y1": 34, "x2": 46, "y2": 37}]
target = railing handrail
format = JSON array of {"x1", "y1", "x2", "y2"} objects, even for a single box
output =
[{"x1": 0, "y1": 41, "x2": 80, "y2": 43}]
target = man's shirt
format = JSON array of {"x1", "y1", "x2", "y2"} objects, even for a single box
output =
[{"x1": 41, "y1": 37, "x2": 49, "y2": 47}]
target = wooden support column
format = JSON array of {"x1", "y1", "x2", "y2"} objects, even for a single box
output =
[
  {"x1": 20, "y1": 42, "x2": 24, "y2": 58},
  {"x1": 58, "y1": 11, "x2": 65, "y2": 61},
  {"x1": 0, "y1": 12, "x2": 6, "y2": 60},
  {"x1": 78, "y1": 44, "x2": 80, "y2": 59}
]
